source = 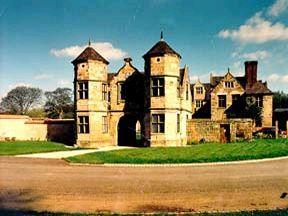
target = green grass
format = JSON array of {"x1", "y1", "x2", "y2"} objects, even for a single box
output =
[
  {"x1": 0, "y1": 141, "x2": 71, "y2": 156},
  {"x1": 67, "y1": 139, "x2": 288, "y2": 164}
]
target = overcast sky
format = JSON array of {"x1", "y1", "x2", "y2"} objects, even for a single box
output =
[{"x1": 0, "y1": 0, "x2": 288, "y2": 98}]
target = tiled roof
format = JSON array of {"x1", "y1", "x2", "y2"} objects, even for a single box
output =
[
  {"x1": 143, "y1": 40, "x2": 181, "y2": 59},
  {"x1": 210, "y1": 75, "x2": 272, "y2": 94},
  {"x1": 210, "y1": 76, "x2": 223, "y2": 86},
  {"x1": 72, "y1": 46, "x2": 109, "y2": 65},
  {"x1": 245, "y1": 81, "x2": 273, "y2": 95}
]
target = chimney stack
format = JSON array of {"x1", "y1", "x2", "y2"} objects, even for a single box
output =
[
  {"x1": 124, "y1": 57, "x2": 132, "y2": 63},
  {"x1": 245, "y1": 61, "x2": 258, "y2": 88}
]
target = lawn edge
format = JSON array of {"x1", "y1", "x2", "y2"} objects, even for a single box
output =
[{"x1": 66, "y1": 154, "x2": 288, "y2": 167}]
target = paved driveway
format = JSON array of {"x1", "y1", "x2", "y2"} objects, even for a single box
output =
[
  {"x1": 0, "y1": 157, "x2": 288, "y2": 213},
  {"x1": 15, "y1": 146, "x2": 134, "y2": 159}
]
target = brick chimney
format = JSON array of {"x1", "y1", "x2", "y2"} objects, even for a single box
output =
[{"x1": 245, "y1": 61, "x2": 258, "y2": 88}]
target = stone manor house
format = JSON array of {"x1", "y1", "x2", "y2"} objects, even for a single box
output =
[{"x1": 73, "y1": 35, "x2": 273, "y2": 148}]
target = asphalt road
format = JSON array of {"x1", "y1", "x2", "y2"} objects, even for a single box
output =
[{"x1": 0, "y1": 157, "x2": 288, "y2": 214}]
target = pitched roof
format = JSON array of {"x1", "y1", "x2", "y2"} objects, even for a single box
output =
[
  {"x1": 210, "y1": 74, "x2": 272, "y2": 95},
  {"x1": 245, "y1": 81, "x2": 273, "y2": 95},
  {"x1": 72, "y1": 46, "x2": 109, "y2": 65},
  {"x1": 143, "y1": 40, "x2": 181, "y2": 59},
  {"x1": 210, "y1": 76, "x2": 223, "y2": 86},
  {"x1": 210, "y1": 75, "x2": 246, "y2": 88}
]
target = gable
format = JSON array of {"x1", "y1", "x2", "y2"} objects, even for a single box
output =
[{"x1": 211, "y1": 72, "x2": 245, "y2": 94}]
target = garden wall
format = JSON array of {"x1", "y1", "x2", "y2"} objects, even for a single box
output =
[
  {"x1": 0, "y1": 115, "x2": 75, "y2": 145},
  {"x1": 187, "y1": 118, "x2": 253, "y2": 143}
]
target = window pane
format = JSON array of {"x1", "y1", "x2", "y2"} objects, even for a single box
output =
[
  {"x1": 152, "y1": 123, "x2": 158, "y2": 133},
  {"x1": 152, "y1": 79, "x2": 158, "y2": 86},
  {"x1": 159, "y1": 114, "x2": 165, "y2": 122},
  {"x1": 159, "y1": 78, "x2": 164, "y2": 86},
  {"x1": 152, "y1": 115, "x2": 157, "y2": 123},
  {"x1": 159, "y1": 87, "x2": 164, "y2": 96},
  {"x1": 152, "y1": 87, "x2": 158, "y2": 96},
  {"x1": 159, "y1": 123, "x2": 165, "y2": 133}
]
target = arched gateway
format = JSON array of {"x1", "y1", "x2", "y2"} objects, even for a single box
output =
[{"x1": 117, "y1": 115, "x2": 144, "y2": 147}]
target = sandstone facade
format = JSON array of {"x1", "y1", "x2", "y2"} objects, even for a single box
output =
[
  {"x1": 187, "y1": 119, "x2": 253, "y2": 143},
  {"x1": 73, "y1": 37, "x2": 272, "y2": 148}
]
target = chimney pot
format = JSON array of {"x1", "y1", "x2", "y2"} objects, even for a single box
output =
[{"x1": 124, "y1": 57, "x2": 132, "y2": 63}]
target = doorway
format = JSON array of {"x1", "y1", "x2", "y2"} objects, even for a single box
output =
[{"x1": 220, "y1": 124, "x2": 231, "y2": 143}]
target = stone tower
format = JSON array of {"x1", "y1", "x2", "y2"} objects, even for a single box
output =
[
  {"x1": 72, "y1": 42, "x2": 110, "y2": 147},
  {"x1": 143, "y1": 33, "x2": 185, "y2": 146}
]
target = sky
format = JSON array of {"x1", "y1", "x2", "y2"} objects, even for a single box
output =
[{"x1": 0, "y1": 0, "x2": 288, "y2": 98}]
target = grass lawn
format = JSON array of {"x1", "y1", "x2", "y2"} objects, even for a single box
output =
[
  {"x1": 67, "y1": 139, "x2": 288, "y2": 164},
  {"x1": 0, "y1": 141, "x2": 70, "y2": 156}
]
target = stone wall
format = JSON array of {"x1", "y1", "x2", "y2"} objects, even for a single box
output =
[
  {"x1": 262, "y1": 95, "x2": 273, "y2": 127},
  {"x1": 0, "y1": 115, "x2": 75, "y2": 145},
  {"x1": 187, "y1": 118, "x2": 252, "y2": 143},
  {"x1": 211, "y1": 72, "x2": 245, "y2": 121}
]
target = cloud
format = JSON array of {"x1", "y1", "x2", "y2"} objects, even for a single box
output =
[
  {"x1": 265, "y1": 73, "x2": 288, "y2": 83},
  {"x1": 57, "y1": 79, "x2": 71, "y2": 86},
  {"x1": 267, "y1": 0, "x2": 288, "y2": 17},
  {"x1": 218, "y1": 12, "x2": 288, "y2": 43},
  {"x1": 0, "y1": 83, "x2": 32, "y2": 100},
  {"x1": 283, "y1": 74, "x2": 288, "y2": 82},
  {"x1": 50, "y1": 42, "x2": 127, "y2": 61},
  {"x1": 266, "y1": 73, "x2": 280, "y2": 82},
  {"x1": 8, "y1": 83, "x2": 31, "y2": 89},
  {"x1": 239, "y1": 50, "x2": 270, "y2": 60},
  {"x1": 33, "y1": 74, "x2": 53, "y2": 80}
]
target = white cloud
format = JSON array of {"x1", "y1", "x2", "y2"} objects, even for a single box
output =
[
  {"x1": 190, "y1": 75, "x2": 199, "y2": 83},
  {"x1": 283, "y1": 74, "x2": 288, "y2": 82},
  {"x1": 241, "y1": 50, "x2": 270, "y2": 60},
  {"x1": 266, "y1": 73, "x2": 280, "y2": 82},
  {"x1": 0, "y1": 83, "x2": 32, "y2": 100},
  {"x1": 265, "y1": 73, "x2": 288, "y2": 83},
  {"x1": 50, "y1": 42, "x2": 127, "y2": 61},
  {"x1": 218, "y1": 12, "x2": 288, "y2": 43},
  {"x1": 8, "y1": 83, "x2": 31, "y2": 89},
  {"x1": 33, "y1": 74, "x2": 53, "y2": 80},
  {"x1": 267, "y1": 0, "x2": 288, "y2": 17},
  {"x1": 57, "y1": 79, "x2": 71, "y2": 86}
]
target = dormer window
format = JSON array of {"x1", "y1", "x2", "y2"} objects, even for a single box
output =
[
  {"x1": 196, "y1": 87, "x2": 203, "y2": 94},
  {"x1": 225, "y1": 81, "x2": 234, "y2": 88}
]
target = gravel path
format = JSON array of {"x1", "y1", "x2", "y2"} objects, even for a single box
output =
[{"x1": 0, "y1": 156, "x2": 288, "y2": 214}]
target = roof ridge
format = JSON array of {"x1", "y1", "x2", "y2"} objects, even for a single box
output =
[
  {"x1": 72, "y1": 46, "x2": 109, "y2": 65},
  {"x1": 143, "y1": 40, "x2": 181, "y2": 59}
]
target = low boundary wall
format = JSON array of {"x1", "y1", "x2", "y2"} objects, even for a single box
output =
[
  {"x1": 187, "y1": 118, "x2": 253, "y2": 143},
  {"x1": 0, "y1": 115, "x2": 75, "y2": 145}
]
